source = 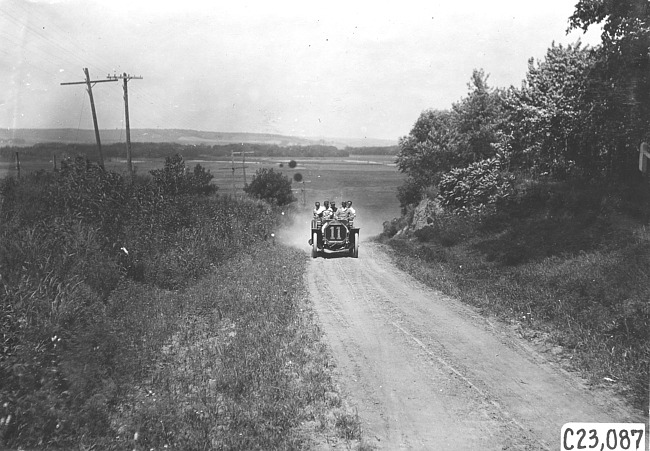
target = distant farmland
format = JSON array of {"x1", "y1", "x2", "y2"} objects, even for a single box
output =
[{"x1": 0, "y1": 152, "x2": 404, "y2": 237}]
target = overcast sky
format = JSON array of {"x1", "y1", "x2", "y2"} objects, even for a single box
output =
[{"x1": 1, "y1": 0, "x2": 602, "y2": 142}]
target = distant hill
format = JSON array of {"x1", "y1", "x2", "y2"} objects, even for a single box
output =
[{"x1": 0, "y1": 128, "x2": 397, "y2": 149}]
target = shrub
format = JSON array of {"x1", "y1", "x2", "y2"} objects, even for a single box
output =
[
  {"x1": 244, "y1": 168, "x2": 296, "y2": 206},
  {"x1": 413, "y1": 212, "x2": 473, "y2": 247},
  {"x1": 438, "y1": 157, "x2": 515, "y2": 216},
  {"x1": 52, "y1": 156, "x2": 128, "y2": 246},
  {"x1": 381, "y1": 215, "x2": 409, "y2": 238},
  {"x1": 397, "y1": 176, "x2": 426, "y2": 214}
]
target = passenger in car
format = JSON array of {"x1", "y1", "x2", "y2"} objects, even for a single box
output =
[
  {"x1": 335, "y1": 201, "x2": 348, "y2": 220},
  {"x1": 347, "y1": 201, "x2": 356, "y2": 220}
]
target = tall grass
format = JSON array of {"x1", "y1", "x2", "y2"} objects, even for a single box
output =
[
  {"x1": 97, "y1": 247, "x2": 361, "y2": 450},
  {"x1": 0, "y1": 157, "x2": 362, "y2": 448},
  {"x1": 382, "y1": 180, "x2": 650, "y2": 411}
]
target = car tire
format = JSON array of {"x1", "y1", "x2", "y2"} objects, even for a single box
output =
[
  {"x1": 311, "y1": 232, "x2": 319, "y2": 258},
  {"x1": 352, "y1": 232, "x2": 359, "y2": 258}
]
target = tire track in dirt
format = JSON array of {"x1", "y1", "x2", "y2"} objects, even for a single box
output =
[{"x1": 307, "y1": 242, "x2": 645, "y2": 450}]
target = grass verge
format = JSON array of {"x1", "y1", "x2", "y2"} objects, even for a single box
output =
[
  {"x1": 379, "y1": 181, "x2": 649, "y2": 414},
  {"x1": 0, "y1": 158, "x2": 365, "y2": 449},
  {"x1": 99, "y1": 244, "x2": 363, "y2": 450}
]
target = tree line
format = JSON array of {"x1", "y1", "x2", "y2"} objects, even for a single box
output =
[
  {"x1": 0, "y1": 142, "x2": 352, "y2": 162},
  {"x1": 396, "y1": 0, "x2": 649, "y2": 213}
]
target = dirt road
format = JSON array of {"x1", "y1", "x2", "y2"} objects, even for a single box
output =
[{"x1": 307, "y1": 242, "x2": 644, "y2": 450}]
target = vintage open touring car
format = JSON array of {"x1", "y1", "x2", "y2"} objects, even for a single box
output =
[{"x1": 309, "y1": 216, "x2": 359, "y2": 258}]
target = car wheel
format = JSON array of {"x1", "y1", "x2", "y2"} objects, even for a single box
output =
[
  {"x1": 311, "y1": 232, "x2": 319, "y2": 258},
  {"x1": 352, "y1": 232, "x2": 359, "y2": 258}
]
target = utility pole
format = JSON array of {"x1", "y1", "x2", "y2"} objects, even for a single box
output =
[
  {"x1": 242, "y1": 145, "x2": 247, "y2": 185},
  {"x1": 233, "y1": 147, "x2": 252, "y2": 186},
  {"x1": 61, "y1": 68, "x2": 117, "y2": 169},
  {"x1": 107, "y1": 73, "x2": 143, "y2": 178},
  {"x1": 231, "y1": 148, "x2": 236, "y2": 195}
]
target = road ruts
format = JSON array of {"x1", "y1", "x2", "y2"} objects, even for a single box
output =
[{"x1": 306, "y1": 242, "x2": 644, "y2": 450}]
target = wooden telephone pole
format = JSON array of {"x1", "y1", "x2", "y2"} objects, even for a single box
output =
[
  {"x1": 232, "y1": 148, "x2": 253, "y2": 185},
  {"x1": 231, "y1": 149, "x2": 236, "y2": 194},
  {"x1": 61, "y1": 68, "x2": 117, "y2": 168},
  {"x1": 227, "y1": 149, "x2": 252, "y2": 195},
  {"x1": 107, "y1": 73, "x2": 142, "y2": 178}
]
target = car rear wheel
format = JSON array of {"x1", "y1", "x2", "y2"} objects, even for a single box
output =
[
  {"x1": 352, "y1": 232, "x2": 359, "y2": 258},
  {"x1": 311, "y1": 232, "x2": 319, "y2": 258}
]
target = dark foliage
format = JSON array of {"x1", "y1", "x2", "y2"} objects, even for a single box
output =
[
  {"x1": 0, "y1": 157, "x2": 278, "y2": 447},
  {"x1": 149, "y1": 153, "x2": 216, "y2": 196},
  {"x1": 243, "y1": 168, "x2": 296, "y2": 206},
  {"x1": 437, "y1": 157, "x2": 515, "y2": 216}
]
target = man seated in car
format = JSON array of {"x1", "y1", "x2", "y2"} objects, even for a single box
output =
[
  {"x1": 335, "y1": 201, "x2": 348, "y2": 221},
  {"x1": 313, "y1": 201, "x2": 325, "y2": 218},
  {"x1": 321, "y1": 202, "x2": 334, "y2": 221},
  {"x1": 346, "y1": 201, "x2": 356, "y2": 221}
]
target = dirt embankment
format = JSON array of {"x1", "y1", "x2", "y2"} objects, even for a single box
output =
[{"x1": 306, "y1": 243, "x2": 646, "y2": 450}]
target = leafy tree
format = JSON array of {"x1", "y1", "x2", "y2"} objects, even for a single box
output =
[
  {"x1": 451, "y1": 69, "x2": 505, "y2": 163},
  {"x1": 190, "y1": 163, "x2": 217, "y2": 195},
  {"x1": 395, "y1": 70, "x2": 506, "y2": 210},
  {"x1": 569, "y1": 0, "x2": 649, "y2": 53},
  {"x1": 149, "y1": 154, "x2": 216, "y2": 195},
  {"x1": 244, "y1": 168, "x2": 296, "y2": 206},
  {"x1": 396, "y1": 176, "x2": 426, "y2": 213},
  {"x1": 569, "y1": 0, "x2": 650, "y2": 178},
  {"x1": 395, "y1": 110, "x2": 456, "y2": 199},
  {"x1": 504, "y1": 42, "x2": 598, "y2": 177}
]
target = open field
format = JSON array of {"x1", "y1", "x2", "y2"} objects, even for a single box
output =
[{"x1": 1, "y1": 153, "x2": 405, "y2": 237}]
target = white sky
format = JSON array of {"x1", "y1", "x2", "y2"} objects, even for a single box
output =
[{"x1": 0, "y1": 0, "x2": 602, "y2": 141}]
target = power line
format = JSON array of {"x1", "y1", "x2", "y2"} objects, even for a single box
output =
[{"x1": 1, "y1": 4, "x2": 113, "y2": 76}]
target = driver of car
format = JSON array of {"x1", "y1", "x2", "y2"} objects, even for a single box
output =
[
  {"x1": 313, "y1": 201, "x2": 325, "y2": 218},
  {"x1": 322, "y1": 203, "x2": 333, "y2": 221}
]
